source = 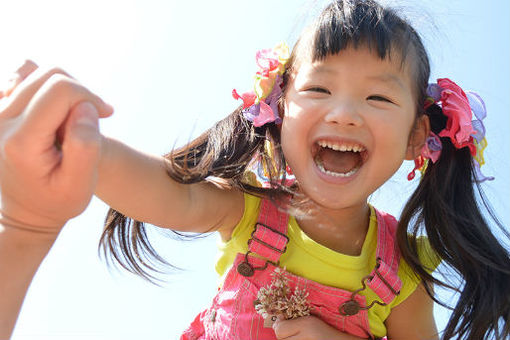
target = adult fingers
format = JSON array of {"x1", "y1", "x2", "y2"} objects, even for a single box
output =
[
  {"x1": 17, "y1": 74, "x2": 113, "y2": 144},
  {"x1": 53, "y1": 101, "x2": 101, "y2": 216},
  {"x1": 0, "y1": 60, "x2": 38, "y2": 99},
  {"x1": 0, "y1": 101, "x2": 103, "y2": 226}
]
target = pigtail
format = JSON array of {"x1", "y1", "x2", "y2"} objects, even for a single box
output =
[
  {"x1": 398, "y1": 103, "x2": 510, "y2": 339},
  {"x1": 99, "y1": 107, "x2": 289, "y2": 281},
  {"x1": 162, "y1": 107, "x2": 288, "y2": 198}
]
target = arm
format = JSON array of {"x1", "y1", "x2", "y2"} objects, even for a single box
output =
[
  {"x1": 96, "y1": 137, "x2": 244, "y2": 236},
  {"x1": 0, "y1": 61, "x2": 113, "y2": 338},
  {"x1": 385, "y1": 283, "x2": 439, "y2": 340},
  {"x1": 0, "y1": 223, "x2": 57, "y2": 339}
]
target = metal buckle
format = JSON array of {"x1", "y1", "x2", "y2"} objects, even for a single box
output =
[
  {"x1": 247, "y1": 223, "x2": 290, "y2": 253},
  {"x1": 238, "y1": 223, "x2": 288, "y2": 277},
  {"x1": 237, "y1": 251, "x2": 278, "y2": 277},
  {"x1": 339, "y1": 257, "x2": 400, "y2": 316}
]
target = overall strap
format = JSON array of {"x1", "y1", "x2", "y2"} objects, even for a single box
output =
[
  {"x1": 247, "y1": 198, "x2": 290, "y2": 264},
  {"x1": 366, "y1": 209, "x2": 403, "y2": 304}
]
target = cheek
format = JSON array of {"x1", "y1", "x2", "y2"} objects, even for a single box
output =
[
  {"x1": 283, "y1": 97, "x2": 307, "y2": 120},
  {"x1": 280, "y1": 110, "x2": 310, "y2": 171},
  {"x1": 280, "y1": 117, "x2": 300, "y2": 157},
  {"x1": 371, "y1": 113, "x2": 415, "y2": 158},
  {"x1": 281, "y1": 101, "x2": 308, "y2": 143}
]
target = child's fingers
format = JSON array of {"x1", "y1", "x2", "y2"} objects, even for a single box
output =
[
  {"x1": 1, "y1": 65, "x2": 113, "y2": 122},
  {"x1": 0, "y1": 60, "x2": 38, "y2": 99},
  {"x1": 0, "y1": 67, "x2": 73, "y2": 119},
  {"x1": 17, "y1": 74, "x2": 113, "y2": 145},
  {"x1": 3, "y1": 60, "x2": 39, "y2": 97},
  {"x1": 273, "y1": 317, "x2": 300, "y2": 339}
]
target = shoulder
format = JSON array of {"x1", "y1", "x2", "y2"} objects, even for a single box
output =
[
  {"x1": 374, "y1": 210, "x2": 440, "y2": 338},
  {"x1": 372, "y1": 207, "x2": 441, "y2": 307},
  {"x1": 393, "y1": 236, "x2": 441, "y2": 307}
]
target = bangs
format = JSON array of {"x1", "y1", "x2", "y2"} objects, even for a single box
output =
[
  {"x1": 309, "y1": 0, "x2": 416, "y2": 66},
  {"x1": 283, "y1": 0, "x2": 430, "y2": 113}
]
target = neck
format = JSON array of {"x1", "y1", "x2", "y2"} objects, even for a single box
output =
[{"x1": 294, "y1": 200, "x2": 371, "y2": 256}]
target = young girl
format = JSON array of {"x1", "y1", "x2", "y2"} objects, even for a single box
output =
[
  {"x1": 1, "y1": 0, "x2": 509, "y2": 340},
  {"x1": 96, "y1": 1, "x2": 510, "y2": 339}
]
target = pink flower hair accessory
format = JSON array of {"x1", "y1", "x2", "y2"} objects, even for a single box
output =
[
  {"x1": 407, "y1": 131, "x2": 443, "y2": 181},
  {"x1": 232, "y1": 43, "x2": 290, "y2": 127},
  {"x1": 408, "y1": 78, "x2": 493, "y2": 182}
]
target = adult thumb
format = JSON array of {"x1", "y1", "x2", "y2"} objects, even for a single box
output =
[{"x1": 58, "y1": 101, "x2": 101, "y2": 204}]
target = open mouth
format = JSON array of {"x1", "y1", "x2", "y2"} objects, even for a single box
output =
[{"x1": 313, "y1": 140, "x2": 367, "y2": 178}]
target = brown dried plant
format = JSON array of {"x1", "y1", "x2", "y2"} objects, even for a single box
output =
[{"x1": 254, "y1": 267, "x2": 311, "y2": 320}]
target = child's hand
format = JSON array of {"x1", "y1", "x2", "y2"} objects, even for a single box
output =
[
  {"x1": 272, "y1": 315, "x2": 366, "y2": 340},
  {"x1": 0, "y1": 60, "x2": 113, "y2": 231}
]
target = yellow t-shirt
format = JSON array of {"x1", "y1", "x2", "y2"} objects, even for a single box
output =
[{"x1": 216, "y1": 194, "x2": 440, "y2": 338}]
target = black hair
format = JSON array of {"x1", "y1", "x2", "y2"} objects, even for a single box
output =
[
  {"x1": 399, "y1": 101, "x2": 510, "y2": 339},
  {"x1": 100, "y1": 110, "x2": 290, "y2": 280},
  {"x1": 100, "y1": 1, "x2": 510, "y2": 338}
]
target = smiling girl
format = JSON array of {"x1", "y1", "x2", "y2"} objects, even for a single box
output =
[{"x1": 1, "y1": 1, "x2": 509, "y2": 339}]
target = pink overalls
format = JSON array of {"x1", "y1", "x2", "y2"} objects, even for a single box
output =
[{"x1": 181, "y1": 199, "x2": 402, "y2": 339}]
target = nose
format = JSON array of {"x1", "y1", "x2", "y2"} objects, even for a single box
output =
[{"x1": 324, "y1": 101, "x2": 363, "y2": 127}]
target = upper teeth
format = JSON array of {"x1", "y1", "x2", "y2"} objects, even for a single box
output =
[{"x1": 318, "y1": 140, "x2": 365, "y2": 152}]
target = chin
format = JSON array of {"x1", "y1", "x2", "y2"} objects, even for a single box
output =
[{"x1": 295, "y1": 185, "x2": 368, "y2": 213}]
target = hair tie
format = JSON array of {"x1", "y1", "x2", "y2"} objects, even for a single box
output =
[
  {"x1": 232, "y1": 43, "x2": 289, "y2": 127},
  {"x1": 408, "y1": 78, "x2": 493, "y2": 182}
]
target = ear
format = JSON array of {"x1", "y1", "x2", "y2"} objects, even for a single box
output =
[{"x1": 405, "y1": 115, "x2": 430, "y2": 160}]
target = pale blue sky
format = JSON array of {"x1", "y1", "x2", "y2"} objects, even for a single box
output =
[{"x1": 2, "y1": 0, "x2": 508, "y2": 339}]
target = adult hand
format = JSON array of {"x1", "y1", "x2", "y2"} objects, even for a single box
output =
[
  {"x1": 0, "y1": 60, "x2": 114, "y2": 339},
  {"x1": 0, "y1": 60, "x2": 114, "y2": 231},
  {"x1": 272, "y1": 315, "x2": 366, "y2": 340}
]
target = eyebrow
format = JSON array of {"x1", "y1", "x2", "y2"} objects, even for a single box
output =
[
  {"x1": 312, "y1": 65, "x2": 406, "y2": 91},
  {"x1": 366, "y1": 74, "x2": 406, "y2": 91}
]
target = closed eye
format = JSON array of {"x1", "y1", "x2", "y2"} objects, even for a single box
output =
[
  {"x1": 367, "y1": 95, "x2": 393, "y2": 103},
  {"x1": 306, "y1": 87, "x2": 331, "y2": 94}
]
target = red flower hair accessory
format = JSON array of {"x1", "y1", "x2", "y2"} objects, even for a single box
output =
[
  {"x1": 232, "y1": 43, "x2": 289, "y2": 127},
  {"x1": 408, "y1": 78, "x2": 493, "y2": 182}
]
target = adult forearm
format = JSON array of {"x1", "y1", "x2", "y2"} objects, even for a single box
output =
[
  {"x1": 0, "y1": 61, "x2": 113, "y2": 339},
  {"x1": 0, "y1": 221, "x2": 58, "y2": 339}
]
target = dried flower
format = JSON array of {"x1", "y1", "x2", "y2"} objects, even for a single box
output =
[{"x1": 254, "y1": 267, "x2": 311, "y2": 321}]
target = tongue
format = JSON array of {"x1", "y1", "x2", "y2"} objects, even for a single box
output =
[{"x1": 318, "y1": 148, "x2": 361, "y2": 174}]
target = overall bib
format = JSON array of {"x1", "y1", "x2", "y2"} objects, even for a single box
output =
[{"x1": 181, "y1": 199, "x2": 402, "y2": 339}]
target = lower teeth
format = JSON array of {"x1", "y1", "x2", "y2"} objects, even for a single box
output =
[{"x1": 316, "y1": 159, "x2": 359, "y2": 177}]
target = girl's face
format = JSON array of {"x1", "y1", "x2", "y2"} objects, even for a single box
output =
[{"x1": 281, "y1": 46, "x2": 422, "y2": 211}]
